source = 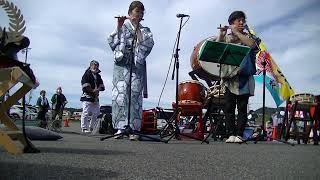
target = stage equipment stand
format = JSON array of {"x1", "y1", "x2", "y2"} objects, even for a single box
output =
[
  {"x1": 100, "y1": 23, "x2": 165, "y2": 143},
  {"x1": 241, "y1": 57, "x2": 293, "y2": 145},
  {"x1": 201, "y1": 93, "x2": 225, "y2": 143},
  {"x1": 0, "y1": 55, "x2": 40, "y2": 154},
  {"x1": 159, "y1": 15, "x2": 209, "y2": 143},
  {"x1": 238, "y1": 27, "x2": 293, "y2": 145}
]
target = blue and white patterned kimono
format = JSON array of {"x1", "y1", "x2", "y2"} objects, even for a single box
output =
[{"x1": 108, "y1": 21, "x2": 154, "y2": 131}]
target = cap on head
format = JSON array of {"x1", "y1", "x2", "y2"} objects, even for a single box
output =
[{"x1": 90, "y1": 60, "x2": 99, "y2": 66}]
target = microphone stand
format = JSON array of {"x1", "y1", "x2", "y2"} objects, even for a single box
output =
[
  {"x1": 100, "y1": 22, "x2": 166, "y2": 143},
  {"x1": 21, "y1": 96, "x2": 40, "y2": 153},
  {"x1": 164, "y1": 16, "x2": 208, "y2": 143},
  {"x1": 239, "y1": 26, "x2": 293, "y2": 145},
  {"x1": 236, "y1": 26, "x2": 268, "y2": 144}
]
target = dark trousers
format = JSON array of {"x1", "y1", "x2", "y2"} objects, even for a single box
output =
[
  {"x1": 224, "y1": 88, "x2": 249, "y2": 137},
  {"x1": 37, "y1": 110, "x2": 47, "y2": 128},
  {"x1": 52, "y1": 109, "x2": 63, "y2": 120},
  {"x1": 37, "y1": 110, "x2": 47, "y2": 120}
]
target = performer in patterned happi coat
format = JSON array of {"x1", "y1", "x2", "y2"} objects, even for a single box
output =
[{"x1": 107, "y1": 1, "x2": 154, "y2": 140}]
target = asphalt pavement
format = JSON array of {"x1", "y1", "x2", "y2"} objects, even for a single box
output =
[{"x1": 1, "y1": 121, "x2": 320, "y2": 180}]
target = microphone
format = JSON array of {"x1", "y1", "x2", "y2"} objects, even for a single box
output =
[
  {"x1": 176, "y1": 14, "x2": 189, "y2": 18},
  {"x1": 244, "y1": 24, "x2": 257, "y2": 40},
  {"x1": 244, "y1": 24, "x2": 250, "y2": 31}
]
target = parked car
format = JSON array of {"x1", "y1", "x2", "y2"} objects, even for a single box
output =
[
  {"x1": 9, "y1": 105, "x2": 37, "y2": 120},
  {"x1": 46, "y1": 109, "x2": 53, "y2": 121},
  {"x1": 26, "y1": 105, "x2": 38, "y2": 114},
  {"x1": 73, "y1": 111, "x2": 82, "y2": 120},
  {"x1": 63, "y1": 110, "x2": 71, "y2": 117}
]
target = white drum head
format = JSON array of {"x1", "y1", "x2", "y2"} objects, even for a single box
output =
[
  {"x1": 198, "y1": 61, "x2": 220, "y2": 77},
  {"x1": 196, "y1": 40, "x2": 220, "y2": 78},
  {"x1": 179, "y1": 80, "x2": 204, "y2": 86}
]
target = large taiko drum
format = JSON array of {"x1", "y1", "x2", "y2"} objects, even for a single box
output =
[
  {"x1": 289, "y1": 93, "x2": 316, "y2": 119},
  {"x1": 191, "y1": 37, "x2": 223, "y2": 80},
  {"x1": 178, "y1": 80, "x2": 206, "y2": 104},
  {"x1": 290, "y1": 93, "x2": 316, "y2": 104}
]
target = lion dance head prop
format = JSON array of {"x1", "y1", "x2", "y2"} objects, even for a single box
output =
[{"x1": 0, "y1": 0, "x2": 29, "y2": 60}]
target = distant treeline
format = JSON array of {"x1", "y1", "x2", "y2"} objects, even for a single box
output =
[{"x1": 65, "y1": 107, "x2": 82, "y2": 114}]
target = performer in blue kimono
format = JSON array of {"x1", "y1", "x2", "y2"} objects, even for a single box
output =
[{"x1": 107, "y1": 1, "x2": 154, "y2": 140}]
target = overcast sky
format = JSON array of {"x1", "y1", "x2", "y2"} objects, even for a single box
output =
[{"x1": 1, "y1": 0, "x2": 320, "y2": 110}]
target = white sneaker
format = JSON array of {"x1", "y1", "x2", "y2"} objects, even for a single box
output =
[
  {"x1": 226, "y1": 135, "x2": 236, "y2": 143},
  {"x1": 114, "y1": 129, "x2": 124, "y2": 139},
  {"x1": 252, "y1": 132, "x2": 259, "y2": 138},
  {"x1": 129, "y1": 134, "x2": 139, "y2": 141},
  {"x1": 82, "y1": 129, "x2": 91, "y2": 133},
  {"x1": 234, "y1": 136, "x2": 243, "y2": 143}
]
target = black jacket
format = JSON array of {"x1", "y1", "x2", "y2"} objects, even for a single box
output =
[
  {"x1": 80, "y1": 69, "x2": 105, "y2": 102},
  {"x1": 51, "y1": 93, "x2": 67, "y2": 110}
]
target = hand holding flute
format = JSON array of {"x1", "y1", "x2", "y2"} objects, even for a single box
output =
[
  {"x1": 115, "y1": 16, "x2": 127, "y2": 30},
  {"x1": 217, "y1": 24, "x2": 229, "y2": 40}
]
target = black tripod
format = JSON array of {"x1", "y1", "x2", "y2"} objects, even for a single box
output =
[
  {"x1": 239, "y1": 57, "x2": 268, "y2": 144},
  {"x1": 237, "y1": 26, "x2": 270, "y2": 144},
  {"x1": 201, "y1": 85, "x2": 226, "y2": 143},
  {"x1": 239, "y1": 27, "x2": 293, "y2": 145},
  {"x1": 201, "y1": 54, "x2": 234, "y2": 143},
  {"x1": 162, "y1": 16, "x2": 208, "y2": 144},
  {"x1": 241, "y1": 58, "x2": 293, "y2": 145},
  {"x1": 100, "y1": 23, "x2": 165, "y2": 143}
]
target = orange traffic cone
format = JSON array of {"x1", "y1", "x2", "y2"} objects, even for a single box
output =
[
  {"x1": 64, "y1": 118, "x2": 69, "y2": 127},
  {"x1": 272, "y1": 126, "x2": 277, "y2": 140}
]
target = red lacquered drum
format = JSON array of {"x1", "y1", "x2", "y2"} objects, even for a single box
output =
[
  {"x1": 141, "y1": 109, "x2": 157, "y2": 133},
  {"x1": 289, "y1": 93, "x2": 316, "y2": 118},
  {"x1": 310, "y1": 95, "x2": 319, "y2": 118},
  {"x1": 178, "y1": 80, "x2": 206, "y2": 104}
]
